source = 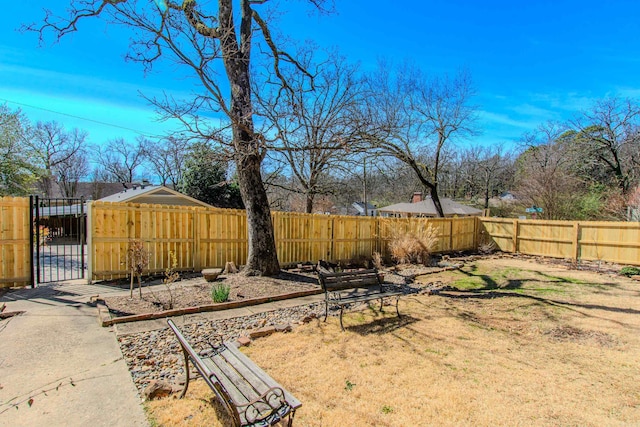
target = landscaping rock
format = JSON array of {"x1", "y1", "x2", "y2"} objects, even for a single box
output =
[
  {"x1": 237, "y1": 336, "x2": 251, "y2": 347},
  {"x1": 223, "y1": 262, "x2": 238, "y2": 274},
  {"x1": 301, "y1": 313, "x2": 318, "y2": 323},
  {"x1": 202, "y1": 268, "x2": 223, "y2": 282},
  {"x1": 143, "y1": 380, "x2": 174, "y2": 400},
  {"x1": 249, "y1": 326, "x2": 276, "y2": 339},
  {"x1": 275, "y1": 324, "x2": 293, "y2": 333}
]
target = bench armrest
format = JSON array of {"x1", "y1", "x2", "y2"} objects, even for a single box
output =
[{"x1": 237, "y1": 386, "x2": 291, "y2": 426}]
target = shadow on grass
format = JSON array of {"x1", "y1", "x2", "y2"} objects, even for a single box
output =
[
  {"x1": 346, "y1": 314, "x2": 419, "y2": 336},
  {"x1": 437, "y1": 289, "x2": 640, "y2": 318},
  {"x1": 453, "y1": 267, "x2": 620, "y2": 293}
]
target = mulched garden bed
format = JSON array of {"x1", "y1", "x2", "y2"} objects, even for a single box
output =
[{"x1": 103, "y1": 271, "x2": 319, "y2": 318}]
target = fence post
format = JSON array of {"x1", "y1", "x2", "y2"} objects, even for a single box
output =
[
  {"x1": 572, "y1": 222, "x2": 580, "y2": 261},
  {"x1": 512, "y1": 218, "x2": 519, "y2": 253},
  {"x1": 193, "y1": 207, "x2": 200, "y2": 272},
  {"x1": 329, "y1": 216, "x2": 335, "y2": 262},
  {"x1": 86, "y1": 201, "x2": 93, "y2": 284}
]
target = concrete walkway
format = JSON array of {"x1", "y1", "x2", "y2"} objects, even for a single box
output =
[
  {"x1": 0, "y1": 279, "x2": 325, "y2": 426},
  {"x1": 0, "y1": 281, "x2": 148, "y2": 427}
]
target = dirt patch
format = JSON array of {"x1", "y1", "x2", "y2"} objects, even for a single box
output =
[
  {"x1": 545, "y1": 325, "x2": 619, "y2": 347},
  {"x1": 104, "y1": 271, "x2": 319, "y2": 317}
]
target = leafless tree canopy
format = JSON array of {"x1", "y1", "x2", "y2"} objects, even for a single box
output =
[
  {"x1": 256, "y1": 51, "x2": 363, "y2": 213},
  {"x1": 30, "y1": 0, "x2": 329, "y2": 275},
  {"x1": 357, "y1": 63, "x2": 477, "y2": 217},
  {"x1": 26, "y1": 121, "x2": 87, "y2": 197},
  {"x1": 96, "y1": 137, "x2": 145, "y2": 183}
]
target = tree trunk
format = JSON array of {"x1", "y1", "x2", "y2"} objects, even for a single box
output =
[
  {"x1": 429, "y1": 185, "x2": 445, "y2": 218},
  {"x1": 220, "y1": 0, "x2": 280, "y2": 276},
  {"x1": 235, "y1": 152, "x2": 280, "y2": 276},
  {"x1": 305, "y1": 193, "x2": 314, "y2": 214}
]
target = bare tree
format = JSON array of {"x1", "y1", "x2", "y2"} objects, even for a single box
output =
[
  {"x1": 95, "y1": 137, "x2": 145, "y2": 183},
  {"x1": 256, "y1": 52, "x2": 361, "y2": 213},
  {"x1": 27, "y1": 121, "x2": 86, "y2": 197},
  {"x1": 141, "y1": 136, "x2": 189, "y2": 187},
  {"x1": 461, "y1": 145, "x2": 514, "y2": 209},
  {"x1": 31, "y1": 0, "x2": 331, "y2": 275},
  {"x1": 57, "y1": 148, "x2": 90, "y2": 198},
  {"x1": 572, "y1": 97, "x2": 640, "y2": 194},
  {"x1": 359, "y1": 64, "x2": 476, "y2": 217},
  {"x1": 515, "y1": 122, "x2": 583, "y2": 220}
]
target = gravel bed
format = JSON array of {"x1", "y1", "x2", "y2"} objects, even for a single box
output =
[
  {"x1": 118, "y1": 302, "x2": 326, "y2": 394},
  {"x1": 117, "y1": 266, "x2": 450, "y2": 396}
]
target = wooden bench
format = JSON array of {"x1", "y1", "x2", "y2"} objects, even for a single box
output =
[
  {"x1": 167, "y1": 319, "x2": 301, "y2": 426},
  {"x1": 317, "y1": 268, "x2": 405, "y2": 330}
]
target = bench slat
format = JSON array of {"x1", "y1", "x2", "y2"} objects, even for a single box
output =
[
  {"x1": 225, "y1": 344, "x2": 302, "y2": 410},
  {"x1": 203, "y1": 355, "x2": 256, "y2": 406},
  {"x1": 317, "y1": 267, "x2": 405, "y2": 330}
]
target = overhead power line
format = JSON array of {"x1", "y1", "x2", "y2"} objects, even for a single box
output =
[{"x1": 0, "y1": 97, "x2": 161, "y2": 137}]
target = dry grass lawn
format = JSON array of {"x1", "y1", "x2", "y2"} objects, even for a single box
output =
[{"x1": 146, "y1": 258, "x2": 640, "y2": 426}]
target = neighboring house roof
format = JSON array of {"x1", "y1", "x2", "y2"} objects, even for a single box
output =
[
  {"x1": 378, "y1": 196, "x2": 483, "y2": 217},
  {"x1": 99, "y1": 185, "x2": 213, "y2": 208},
  {"x1": 352, "y1": 202, "x2": 377, "y2": 215},
  {"x1": 45, "y1": 181, "x2": 126, "y2": 200}
]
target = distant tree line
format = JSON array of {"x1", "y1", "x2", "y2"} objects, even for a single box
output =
[{"x1": 2, "y1": 91, "x2": 639, "y2": 220}]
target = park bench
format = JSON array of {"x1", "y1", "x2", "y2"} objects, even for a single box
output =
[
  {"x1": 167, "y1": 319, "x2": 301, "y2": 427},
  {"x1": 317, "y1": 268, "x2": 405, "y2": 331}
]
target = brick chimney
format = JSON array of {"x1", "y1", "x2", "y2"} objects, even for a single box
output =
[{"x1": 411, "y1": 192, "x2": 423, "y2": 203}]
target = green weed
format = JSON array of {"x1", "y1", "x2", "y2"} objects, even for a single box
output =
[{"x1": 210, "y1": 283, "x2": 230, "y2": 303}]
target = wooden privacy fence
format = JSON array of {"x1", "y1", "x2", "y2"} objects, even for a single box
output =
[
  {"x1": 480, "y1": 217, "x2": 640, "y2": 266},
  {"x1": 88, "y1": 201, "x2": 478, "y2": 281},
  {"x1": 0, "y1": 197, "x2": 31, "y2": 288},
  {"x1": 6, "y1": 196, "x2": 638, "y2": 286}
]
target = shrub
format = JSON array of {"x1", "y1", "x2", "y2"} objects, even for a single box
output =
[
  {"x1": 126, "y1": 239, "x2": 149, "y2": 298},
  {"x1": 372, "y1": 252, "x2": 384, "y2": 270},
  {"x1": 211, "y1": 283, "x2": 231, "y2": 303},
  {"x1": 620, "y1": 266, "x2": 640, "y2": 277},
  {"x1": 384, "y1": 219, "x2": 438, "y2": 265}
]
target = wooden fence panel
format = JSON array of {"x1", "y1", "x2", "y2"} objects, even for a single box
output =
[
  {"x1": 451, "y1": 217, "x2": 478, "y2": 251},
  {"x1": 479, "y1": 218, "x2": 515, "y2": 252},
  {"x1": 0, "y1": 197, "x2": 30, "y2": 287},
  {"x1": 517, "y1": 220, "x2": 575, "y2": 259},
  {"x1": 330, "y1": 215, "x2": 377, "y2": 262},
  {"x1": 579, "y1": 222, "x2": 640, "y2": 265},
  {"x1": 91, "y1": 202, "x2": 196, "y2": 280},
  {"x1": 196, "y1": 207, "x2": 247, "y2": 269},
  {"x1": 480, "y1": 218, "x2": 640, "y2": 266},
  {"x1": 377, "y1": 217, "x2": 475, "y2": 258}
]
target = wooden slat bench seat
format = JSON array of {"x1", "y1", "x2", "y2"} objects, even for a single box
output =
[
  {"x1": 317, "y1": 268, "x2": 405, "y2": 331},
  {"x1": 168, "y1": 319, "x2": 301, "y2": 427}
]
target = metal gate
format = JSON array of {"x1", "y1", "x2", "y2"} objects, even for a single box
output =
[{"x1": 30, "y1": 196, "x2": 86, "y2": 286}]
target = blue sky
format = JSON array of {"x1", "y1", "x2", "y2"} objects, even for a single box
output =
[{"x1": 2, "y1": 1, "x2": 640, "y2": 149}]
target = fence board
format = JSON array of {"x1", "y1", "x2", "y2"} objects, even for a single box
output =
[
  {"x1": 480, "y1": 218, "x2": 640, "y2": 266},
  {"x1": 0, "y1": 197, "x2": 31, "y2": 287}
]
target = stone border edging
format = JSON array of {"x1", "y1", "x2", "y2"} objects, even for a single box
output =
[{"x1": 98, "y1": 289, "x2": 323, "y2": 327}]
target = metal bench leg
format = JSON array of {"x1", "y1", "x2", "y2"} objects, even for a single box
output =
[
  {"x1": 379, "y1": 298, "x2": 384, "y2": 312},
  {"x1": 324, "y1": 300, "x2": 328, "y2": 322},
  {"x1": 395, "y1": 296, "x2": 401, "y2": 317},
  {"x1": 179, "y1": 346, "x2": 190, "y2": 398},
  {"x1": 339, "y1": 306, "x2": 345, "y2": 331},
  {"x1": 287, "y1": 409, "x2": 297, "y2": 427}
]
